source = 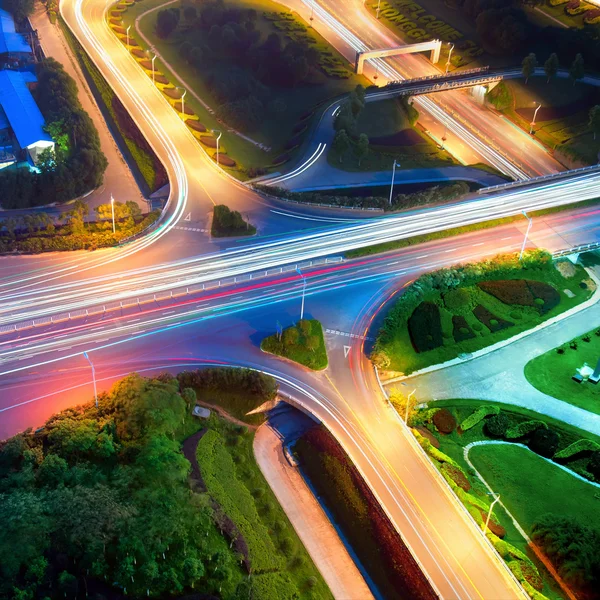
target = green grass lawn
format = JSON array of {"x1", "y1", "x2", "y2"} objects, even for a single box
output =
[
  {"x1": 356, "y1": 98, "x2": 412, "y2": 137},
  {"x1": 377, "y1": 258, "x2": 593, "y2": 374},
  {"x1": 120, "y1": 0, "x2": 367, "y2": 175},
  {"x1": 525, "y1": 328, "x2": 600, "y2": 415},
  {"x1": 196, "y1": 416, "x2": 332, "y2": 599},
  {"x1": 261, "y1": 319, "x2": 328, "y2": 370}
]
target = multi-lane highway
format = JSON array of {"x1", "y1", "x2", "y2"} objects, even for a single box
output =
[{"x1": 2, "y1": 0, "x2": 598, "y2": 597}]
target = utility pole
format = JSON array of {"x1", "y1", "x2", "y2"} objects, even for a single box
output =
[
  {"x1": 483, "y1": 493, "x2": 501, "y2": 535},
  {"x1": 212, "y1": 130, "x2": 222, "y2": 166},
  {"x1": 110, "y1": 194, "x2": 116, "y2": 234},
  {"x1": 530, "y1": 103, "x2": 541, "y2": 135},
  {"x1": 389, "y1": 160, "x2": 399, "y2": 206},
  {"x1": 296, "y1": 267, "x2": 307, "y2": 321},
  {"x1": 406, "y1": 389, "x2": 416, "y2": 424},
  {"x1": 519, "y1": 211, "x2": 532, "y2": 261},
  {"x1": 445, "y1": 43, "x2": 454, "y2": 74},
  {"x1": 151, "y1": 54, "x2": 157, "y2": 85},
  {"x1": 83, "y1": 351, "x2": 98, "y2": 408}
]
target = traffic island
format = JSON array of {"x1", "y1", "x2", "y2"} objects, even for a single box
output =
[
  {"x1": 210, "y1": 204, "x2": 256, "y2": 237},
  {"x1": 261, "y1": 319, "x2": 328, "y2": 370}
]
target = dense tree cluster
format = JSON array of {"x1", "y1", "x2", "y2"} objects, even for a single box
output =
[
  {"x1": 531, "y1": 514, "x2": 600, "y2": 595},
  {"x1": 170, "y1": 1, "x2": 317, "y2": 131},
  {"x1": 0, "y1": 59, "x2": 107, "y2": 209},
  {"x1": 0, "y1": 374, "x2": 249, "y2": 600},
  {"x1": 3, "y1": 0, "x2": 34, "y2": 22}
]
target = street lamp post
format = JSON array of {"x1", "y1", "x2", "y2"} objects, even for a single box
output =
[
  {"x1": 406, "y1": 389, "x2": 416, "y2": 424},
  {"x1": 126, "y1": 25, "x2": 131, "y2": 48},
  {"x1": 376, "y1": 0, "x2": 382, "y2": 18},
  {"x1": 530, "y1": 103, "x2": 541, "y2": 135},
  {"x1": 151, "y1": 53, "x2": 157, "y2": 85},
  {"x1": 445, "y1": 43, "x2": 454, "y2": 74},
  {"x1": 83, "y1": 351, "x2": 98, "y2": 408},
  {"x1": 389, "y1": 159, "x2": 399, "y2": 206},
  {"x1": 110, "y1": 194, "x2": 116, "y2": 234},
  {"x1": 179, "y1": 88, "x2": 187, "y2": 118},
  {"x1": 519, "y1": 211, "x2": 533, "y2": 261},
  {"x1": 212, "y1": 130, "x2": 222, "y2": 166},
  {"x1": 483, "y1": 492, "x2": 501, "y2": 535},
  {"x1": 296, "y1": 267, "x2": 307, "y2": 321}
]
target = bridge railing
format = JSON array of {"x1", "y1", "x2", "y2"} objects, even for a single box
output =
[
  {"x1": 553, "y1": 242, "x2": 600, "y2": 258},
  {"x1": 384, "y1": 66, "x2": 489, "y2": 87},
  {"x1": 478, "y1": 163, "x2": 600, "y2": 195}
]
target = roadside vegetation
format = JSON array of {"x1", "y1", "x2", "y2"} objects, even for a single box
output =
[
  {"x1": 257, "y1": 180, "x2": 471, "y2": 210},
  {"x1": 294, "y1": 424, "x2": 437, "y2": 600},
  {"x1": 487, "y1": 76, "x2": 600, "y2": 166},
  {"x1": 407, "y1": 399, "x2": 600, "y2": 599},
  {"x1": 330, "y1": 93, "x2": 458, "y2": 171},
  {"x1": 0, "y1": 59, "x2": 107, "y2": 210},
  {"x1": 261, "y1": 319, "x2": 328, "y2": 370},
  {"x1": 61, "y1": 17, "x2": 167, "y2": 194},
  {"x1": 525, "y1": 324, "x2": 600, "y2": 415},
  {"x1": 211, "y1": 204, "x2": 256, "y2": 237},
  {"x1": 115, "y1": 0, "x2": 367, "y2": 177},
  {"x1": 372, "y1": 251, "x2": 594, "y2": 374},
  {"x1": 0, "y1": 200, "x2": 159, "y2": 253},
  {"x1": 0, "y1": 369, "x2": 328, "y2": 600},
  {"x1": 195, "y1": 417, "x2": 331, "y2": 599}
]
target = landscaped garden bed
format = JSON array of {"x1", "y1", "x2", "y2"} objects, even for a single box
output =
[
  {"x1": 261, "y1": 319, "x2": 328, "y2": 370},
  {"x1": 211, "y1": 204, "x2": 255, "y2": 237},
  {"x1": 408, "y1": 399, "x2": 600, "y2": 600},
  {"x1": 372, "y1": 251, "x2": 594, "y2": 374}
]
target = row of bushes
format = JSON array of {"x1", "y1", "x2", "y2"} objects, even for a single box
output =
[
  {"x1": 295, "y1": 425, "x2": 437, "y2": 600},
  {"x1": 254, "y1": 181, "x2": 470, "y2": 212}
]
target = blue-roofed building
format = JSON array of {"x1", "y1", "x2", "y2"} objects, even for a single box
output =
[
  {"x1": 0, "y1": 70, "x2": 54, "y2": 166},
  {"x1": 0, "y1": 9, "x2": 32, "y2": 58}
]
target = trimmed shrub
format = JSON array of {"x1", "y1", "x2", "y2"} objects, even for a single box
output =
[
  {"x1": 413, "y1": 430, "x2": 460, "y2": 468},
  {"x1": 588, "y1": 452, "x2": 600, "y2": 480},
  {"x1": 505, "y1": 420, "x2": 547, "y2": 440},
  {"x1": 407, "y1": 302, "x2": 443, "y2": 353},
  {"x1": 528, "y1": 428, "x2": 560, "y2": 458},
  {"x1": 460, "y1": 405, "x2": 500, "y2": 431},
  {"x1": 452, "y1": 315, "x2": 475, "y2": 342},
  {"x1": 432, "y1": 408, "x2": 457, "y2": 433},
  {"x1": 485, "y1": 412, "x2": 511, "y2": 437},
  {"x1": 443, "y1": 288, "x2": 472, "y2": 312},
  {"x1": 478, "y1": 279, "x2": 534, "y2": 305},
  {"x1": 473, "y1": 305, "x2": 513, "y2": 333},
  {"x1": 440, "y1": 463, "x2": 470, "y2": 491},
  {"x1": 554, "y1": 439, "x2": 600, "y2": 460}
]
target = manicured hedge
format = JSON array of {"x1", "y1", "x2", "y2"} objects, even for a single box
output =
[
  {"x1": 485, "y1": 412, "x2": 512, "y2": 437},
  {"x1": 460, "y1": 405, "x2": 499, "y2": 431},
  {"x1": 478, "y1": 279, "x2": 560, "y2": 314},
  {"x1": 408, "y1": 301, "x2": 443, "y2": 353},
  {"x1": 473, "y1": 304, "x2": 513, "y2": 333},
  {"x1": 526, "y1": 280, "x2": 561, "y2": 314},
  {"x1": 505, "y1": 420, "x2": 547, "y2": 440},
  {"x1": 295, "y1": 426, "x2": 436, "y2": 600},
  {"x1": 452, "y1": 315, "x2": 475, "y2": 342},
  {"x1": 432, "y1": 408, "x2": 457, "y2": 433},
  {"x1": 554, "y1": 439, "x2": 600, "y2": 460},
  {"x1": 528, "y1": 428, "x2": 560, "y2": 458},
  {"x1": 440, "y1": 462, "x2": 470, "y2": 491}
]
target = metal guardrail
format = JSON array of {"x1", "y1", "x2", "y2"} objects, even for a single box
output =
[
  {"x1": 384, "y1": 66, "x2": 490, "y2": 87},
  {"x1": 478, "y1": 163, "x2": 600, "y2": 194},
  {"x1": 0, "y1": 256, "x2": 344, "y2": 335},
  {"x1": 553, "y1": 242, "x2": 600, "y2": 258}
]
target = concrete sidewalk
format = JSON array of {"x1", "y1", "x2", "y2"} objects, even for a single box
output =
[
  {"x1": 32, "y1": 4, "x2": 144, "y2": 211},
  {"x1": 253, "y1": 424, "x2": 373, "y2": 600}
]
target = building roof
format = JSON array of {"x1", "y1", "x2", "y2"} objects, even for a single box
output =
[
  {"x1": 0, "y1": 70, "x2": 53, "y2": 149},
  {"x1": 0, "y1": 9, "x2": 32, "y2": 55}
]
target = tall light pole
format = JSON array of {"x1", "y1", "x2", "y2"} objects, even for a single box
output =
[
  {"x1": 212, "y1": 129, "x2": 222, "y2": 166},
  {"x1": 151, "y1": 53, "x2": 157, "y2": 85},
  {"x1": 83, "y1": 351, "x2": 98, "y2": 408},
  {"x1": 389, "y1": 159, "x2": 399, "y2": 206},
  {"x1": 376, "y1": 0, "x2": 382, "y2": 18},
  {"x1": 126, "y1": 25, "x2": 131, "y2": 48},
  {"x1": 110, "y1": 194, "x2": 116, "y2": 234},
  {"x1": 296, "y1": 267, "x2": 307, "y2": 322},
  {"x1": 519, "y1": 211, "x2": 533, "y2": 261},
  {"x1": 483, "y1": 492, "x2": 501, "y2": 535},
  {"x1": 178, "y1": 88, "x2": 187, "y2": 117},
  {"x1": 406, "y1": 389, "x2": 416, "y2": 424},
  {"x1": 530, "y1": 103, "x2": 541, "y2": 135},
  {"x1": 445, "y1": 43, "x2": 454, "y2": 74}
]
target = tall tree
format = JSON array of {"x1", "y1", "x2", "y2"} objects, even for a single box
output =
[
  {"x1": 156, "y1": 8, "x2": 180, "y2": 39},
  {"x1": 332, "y1": 129, "x2": 351, "y2": 163},
  {"x1": 589, "y1": 105, "x2": 600, "y2": 140},
  {"x1": 355, "y1": 134, "x2": 369, "y2": 167},
  {"x1": 544, "y1": 53, "x2": 559, "y2": 84},
  {"x1": 521, "y1": 53, "x2": 537, "y2": 84},
  {"x1": 569, "y1": 53, "x2": 585, "y2": 86}
]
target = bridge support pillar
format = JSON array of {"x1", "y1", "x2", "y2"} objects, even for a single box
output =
[{"x1": 566, "y1": 253, "x2": 580, "y2": 265}]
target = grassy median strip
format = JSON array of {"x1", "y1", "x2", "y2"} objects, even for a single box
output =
[{"x1": 195, "y1": 417, "x2": 332, "y2": 599}]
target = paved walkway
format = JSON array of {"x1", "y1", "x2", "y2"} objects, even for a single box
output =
[
  {"x1": 406, "y1": 268, "x2": 600, "y2": 436},
  {"x1": 32, "y1": 5, "x2": 144, "y2": 211},
  {"x1": 253, "y1": 424, "x2": 373, "y2": 600}
]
